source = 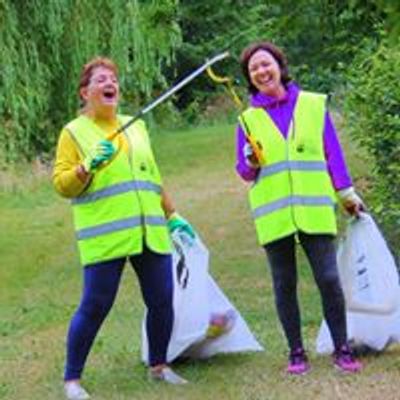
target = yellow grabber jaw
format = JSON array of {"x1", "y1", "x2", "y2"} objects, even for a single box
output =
[
  {"x1": 206, "y1": 65, "x2": 265, "y2": 166},
  {"x1": 206, "y1": 66, "x2": 231, "y2": 84}
]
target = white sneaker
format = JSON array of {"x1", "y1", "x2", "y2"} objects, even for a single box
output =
[
  {"x1": 149, "y1": 367, "x2": 188, "y2": 385},
  {"x1": 64, "y1": 381, "x2": 90, "y2": 400}
]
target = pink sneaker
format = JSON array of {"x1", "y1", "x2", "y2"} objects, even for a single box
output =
[
  {"x1": 286, "y1": 348, "x2": 310, "y2": 375},
  {"x1": 333, "y1": 344, "x2": 363, "y2": 373}
]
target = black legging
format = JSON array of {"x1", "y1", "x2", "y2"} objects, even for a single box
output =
[{"x1": 264, "y1": 232, "x2": 347, "y2": 352}]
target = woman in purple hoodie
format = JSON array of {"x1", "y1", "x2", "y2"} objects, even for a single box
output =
[{"x1": 236, "y1": 41, "x2": 364, "y2": 375}]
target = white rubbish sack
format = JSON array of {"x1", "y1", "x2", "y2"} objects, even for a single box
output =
[
  {"x1": 141, "y1": 232, "x2": 263, "y2": 364},
  {"x1": 337, "y1": 213, "x2": 399, "y2": 315},
  {"x1": 317, "y1": 307, "x2": 400, "y2": 353},
  {"x1": 316, "y1": 213, "x2": 400, "y2": 353}
]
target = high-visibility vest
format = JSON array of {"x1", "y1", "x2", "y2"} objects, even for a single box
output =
[
  {"x1": 239, "y1": 91, "x2": 337, "y2": 245},
  {"x1": 66, "y1": 114, "x2": 171, "y2": 265}
]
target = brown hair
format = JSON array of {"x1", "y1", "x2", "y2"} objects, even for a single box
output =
[
  {"x1": 240, "y1": 41, "x2": 291, "y2": 94},
  {"x1": 78, "y1": 56, "x2": 118, "y2": 106}
]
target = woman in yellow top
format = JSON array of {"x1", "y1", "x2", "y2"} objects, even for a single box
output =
[{"x1": 53, "y1": 57, "x2": 194, "y2": 400}]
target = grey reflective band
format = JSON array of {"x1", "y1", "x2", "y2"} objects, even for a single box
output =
[
  {"x1": 144, "y1": 216, "x2": 167, "y2": 226},
  {"x1": 258, "y1": 161, "x2": 327, "y2": 180},
  {"x1": 72, "y1": 180, "x2": 161, "y2": 205},
  {"x1": 76, "y1": 215, "x2": 166, "y2": 240},
  {"x1": 253, "y1": 195, "x2": 334, "y2": 219}
]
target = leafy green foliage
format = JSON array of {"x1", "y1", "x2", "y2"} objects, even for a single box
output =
[
  {"x1": 173, "y1": 0, "x2": 270, "y2": 121},
  {"x1": 0, "y1": 0, "x2": 181, "y2": 163},
  {"x1": 173, "y1": 0, "x2": 388, "y2": 118},
  {"x1": 344, "y1": 36, "x2": 400, "y2": 256},
  {"x1": 258, "y1": 0, "x2": 385, "y2": 94},
  {"x1": 0, "y1": 0, "x2": 396, "y2": 161}
]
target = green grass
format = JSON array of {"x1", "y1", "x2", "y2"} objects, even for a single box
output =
[{"x1": 1, "y1": 122, "x2": 399, "y2": 400}]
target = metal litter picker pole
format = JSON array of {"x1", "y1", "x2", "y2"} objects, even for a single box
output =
[{"x1": 106, "y1": 51, "x2": 230, "y2": 141}]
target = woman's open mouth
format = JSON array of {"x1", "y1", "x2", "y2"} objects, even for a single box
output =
[{"x1": 102, "y1": 87, "x2": 118, "y2": 103}]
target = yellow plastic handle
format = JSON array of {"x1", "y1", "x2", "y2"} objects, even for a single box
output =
[
  {"x1": 105, "y1": 130, "x2": 119, "y2": 141},
  {"x1": 207, "y1": 66, "x2": 264, "y2": 165},
  {"x1": 247, "y1": 135, "x2": 265, "y2": 166}
]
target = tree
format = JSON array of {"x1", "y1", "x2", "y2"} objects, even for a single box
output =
[
  {"x1": 344, "y1": 36, "x2": 400, "y2": 256},
  {"x1": 172, "y1": 0, "x2": 270, "y2": 120},
  {"x1": 0, "y1": 0, "x2": 181, "y2": 163}
]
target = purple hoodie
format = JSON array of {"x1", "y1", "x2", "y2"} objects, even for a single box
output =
[{"x1": 235, "y1": 82, "x2": 352, "y2": 190}]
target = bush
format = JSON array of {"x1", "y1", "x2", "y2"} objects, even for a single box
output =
[{"x1": 344, "y1": 37, "x2": 400, "y2": 259}]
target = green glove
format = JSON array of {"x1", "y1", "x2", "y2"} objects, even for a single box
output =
[
  {"x1": 167, "y1": 212, "x2": 196, "y2": 241},
  {"x1": 83, "y1": 140, "x2": 115, "y2": 172}
]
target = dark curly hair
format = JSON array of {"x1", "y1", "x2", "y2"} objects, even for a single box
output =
[{"x1": 240, "y1": 41, "x2": 291, "y2": 94}]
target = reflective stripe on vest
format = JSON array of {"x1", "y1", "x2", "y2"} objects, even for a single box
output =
[
  {"x1": 71, "y1": 180, "x2": 161, "y2": 205},
  {"x1": 257, "y1": 160, "x2": 327, "y2": 179},
  {"x1": 66, "y1": 115, "x2": 171, "y2": 265},
  {"x1": 240, "y1": 91, "x2": 337, "y2": 245},
  {"x1": 76, "y1": 215, "x2": 166, "y2": 240},
  {"x1": 253, "y1": 195, "x2": 334, "y2": 219}
]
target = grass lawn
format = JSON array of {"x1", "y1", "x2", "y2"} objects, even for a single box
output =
[{"x1": 1, "y1": 122, "x2": 399, "y2": 400}]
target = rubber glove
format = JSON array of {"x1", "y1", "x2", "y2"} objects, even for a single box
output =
[
  {"x1": 167, "y1": 212, "x2": 196, "y2": 245},
  {"x1": 337, "y1": 186, "x2": 366, "y2": 217},
  {"x1": 243, "y1": 142, "x2": 260, "y2": 169},
  {"x1": 83, "y1": 140, "x2": 115, "y2": 172}
]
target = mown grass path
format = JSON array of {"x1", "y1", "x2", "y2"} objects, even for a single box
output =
[{"x1": 1, "y1": 123, "x2": 399, "y2": 399}]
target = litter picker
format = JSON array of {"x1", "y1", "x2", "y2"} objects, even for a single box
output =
[
  {"x1": 206, "y1": 65, "x2": 265, "y2": 165},
  {"x1": 106, "y1": 51, "x2": 230, "y2": 141}
]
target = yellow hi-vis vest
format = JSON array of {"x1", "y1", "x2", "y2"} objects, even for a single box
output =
[
  {"x1": 240, "y1": 91, "x2": 337, "y2": 245},
  {"x1": 66, "y1": 115, "x2": 171, "y2": 266}
]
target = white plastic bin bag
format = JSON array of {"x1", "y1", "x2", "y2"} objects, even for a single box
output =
[
  {"x1": 141, "y1": 232, "x2": 263, "y2": 364},
  {"x1": 337, "y1": 213, "x2": 399, "y2": 315},
  {"x1": 316, "y1": 213, "x2": 400, "y2": 353}
]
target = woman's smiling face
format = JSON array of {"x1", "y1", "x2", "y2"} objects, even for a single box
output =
[
  {"x1": 80, "y1": 66, "x2": 120, "y2": 115},
  {"x1": 248, "y1": 49, "x2": 285, "y2": 98}
]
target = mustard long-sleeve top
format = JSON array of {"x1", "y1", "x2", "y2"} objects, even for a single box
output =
[{"x1": 53, "y1": 117, "x2": 125, "y2": 198}]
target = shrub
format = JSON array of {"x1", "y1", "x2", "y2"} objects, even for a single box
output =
[{"x1": 344, "y1": 37, "x2": 400, "y2": 259}]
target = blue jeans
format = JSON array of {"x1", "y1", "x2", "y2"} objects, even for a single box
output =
[
  {"x1": 64, "y1": 246, "x2": 173, "y2": 380},
  {"x1": 264, "y1": 232, "x2": 347, "y2": 352}
]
